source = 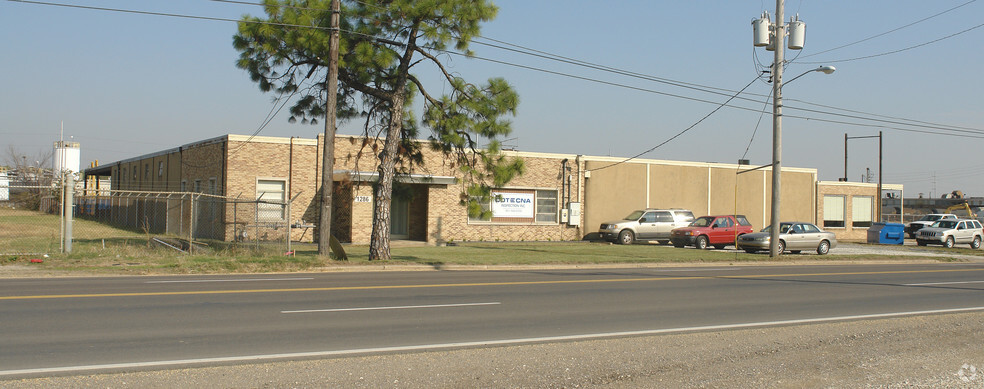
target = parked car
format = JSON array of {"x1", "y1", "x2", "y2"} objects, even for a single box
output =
[
  {"x1": 914, "y1": 219, "x2": 983, "y2": 248},
  {"x1": 737, "y1": 222, "x2": 837, "y2": 255},
  {"x1": 670, "y1": 215, "x2": 753, "y2": 249},
  {"x1": 905, "y1": 213, "x2": 957, "y2": 239},
  {"x1": 599, "y1": 208, "x2": 695, "y2": 244}
]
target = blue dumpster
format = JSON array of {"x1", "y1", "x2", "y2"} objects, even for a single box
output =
[{"x1": 867, "y1": 222, "x2": 905, "y2": 245}]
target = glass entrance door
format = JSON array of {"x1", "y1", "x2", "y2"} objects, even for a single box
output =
[{"x1": 390, "y1": 196, "x2": 410, "y2": 239}]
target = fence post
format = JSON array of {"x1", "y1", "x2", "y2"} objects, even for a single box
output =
[
  {"x1": 63, "y1": 174, "x2": 74, "y2": 253},
  {"x1": 286, "y1": 200, "x2": 292, "y2": 255},
  {"x1": 189, "y1": 194, "x2": 195, "y2": 255}
]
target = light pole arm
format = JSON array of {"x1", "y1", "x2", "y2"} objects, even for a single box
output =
[{"x1": 781, "y1": 66, "x2": 836, "y2": 89}]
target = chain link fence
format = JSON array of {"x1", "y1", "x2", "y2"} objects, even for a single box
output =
[
  {"x1": 1, "y1": 182, "x2": 293, "y2": 256},
  {"x1": 0, "y1": 183, "x2": 65, "y2": 255}
]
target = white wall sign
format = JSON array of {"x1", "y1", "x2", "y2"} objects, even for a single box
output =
[
  {"x1": 355, "y1": 195, "x2": 372, "y2": 203},
  {"x1": 491, "y1": 191, "x2": 535, "y2": 218}
]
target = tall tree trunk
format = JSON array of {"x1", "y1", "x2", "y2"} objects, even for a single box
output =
[
  {"x1": 368, "y1": 23, "x2": 417, "y2": 261},
  {"x1": 368, "y1": 95, "x2": 406, "y2": 261}
]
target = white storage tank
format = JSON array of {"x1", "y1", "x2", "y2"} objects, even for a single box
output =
[
  {"x1": 0, "y1": 169, "x2": 8, "y2": 201},
  {"x1": 53, "y1": 141, "x2": 81, "y2": 175}
]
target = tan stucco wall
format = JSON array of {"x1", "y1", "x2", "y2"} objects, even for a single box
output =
[
  {"x1": 584, "y1": 162, "x2": 651, "y2": 224},
  {"x1": 583, "y1": 158, "x2": 817, "y2": 233}
]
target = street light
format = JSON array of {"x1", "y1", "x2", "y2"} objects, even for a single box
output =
[
  {"x1": 783, "y1": 66, "x2": 836, "y2": 86},
  {"x1": 768, "y1": 65, "x2": 835, "y2": 257},
  {"x1": 756, "y1": 1, "x2": 836, "y2": 258}
]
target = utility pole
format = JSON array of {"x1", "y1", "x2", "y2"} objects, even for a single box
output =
[
  {"x1": 753, "y1": 1, "x2": 821, "y2": 257},
  {"x1": 318, "y1": 0, "x2": 340, "y2": 258},
  {"x1": 844, "y1": 132, "x2": 883, "y2": 221},
  {"x1": 843, "y1": 133, "x2": 848, "y2": 181},
  {"x1": 768, "y1": 0, "x2": 785, "y2": 258},
  {"x1": 877, "y1": 130, "x2": 882, "y2": 222}
]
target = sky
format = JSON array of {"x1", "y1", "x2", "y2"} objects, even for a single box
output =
[{"x1": 2, "y1": 0, "x2": 982, "y2": 198}]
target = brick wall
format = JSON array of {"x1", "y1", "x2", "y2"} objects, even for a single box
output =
[
  {"x1": 318, "y1": 135, "x2": 585, "y2": 244},
  {"x1": 108, "y1": 134, "x2": 585, "y2": 245},
  {"x1": 817, "y1": 182, "x2": 879, "y2": 242}
]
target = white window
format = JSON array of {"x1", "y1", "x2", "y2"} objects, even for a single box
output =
[
  {"x1": 852, "y1": 196, "x2": 873, "y2": 228},
  {"x1": 158, "y1": 161, "x2": 164, "y2": 177},
  {"x1": 823, "y1": 195, "x2": 845, "y2": 228},
  {"x1": 257, "y1": 179, "x2": 286, "y2": 221},
  {"x1": 535, "y1": 190, "x2": 558, "y2": 223}
]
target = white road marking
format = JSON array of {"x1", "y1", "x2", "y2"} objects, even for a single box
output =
[
  {"x1": 145, "y1": 278, "x2": 314, "y2": 284},
  {"x1": 4, "y1": 305, "x2": 984, "y2": 377},
  {"x1": 904, "y1": 280, "x2": 984, "y2": 286},
  {"x1": 282, "y1": 302, "x2": 501, "y2": 314}
]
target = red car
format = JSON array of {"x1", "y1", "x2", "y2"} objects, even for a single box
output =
[{"x1": 670, "y1": 215, "x2": 754, "y2": 249}]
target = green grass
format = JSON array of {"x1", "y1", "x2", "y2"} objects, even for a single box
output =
[
  {"x1": 3, "y1": 208, "x2": 979, "y2": 276},
  {"x1": 0, "y1": 240, "x2": 973, "y2": 276}
]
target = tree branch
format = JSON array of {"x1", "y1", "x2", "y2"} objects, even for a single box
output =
[{"x1": 413, "y1": 46, "x2": 475, "y2": 100}]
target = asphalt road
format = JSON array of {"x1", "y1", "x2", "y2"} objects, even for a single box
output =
[{"x1": 2, "y1": 263, "x2": 984, "y2": 378}]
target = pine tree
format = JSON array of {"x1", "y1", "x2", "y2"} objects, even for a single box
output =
[{"x1": 234, "y1": 0, "x2": 523, "y2": 260}]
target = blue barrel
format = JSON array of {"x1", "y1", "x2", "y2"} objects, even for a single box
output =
[{"x1": 867, "y1": 222, "x2": 905, "y2": 245}]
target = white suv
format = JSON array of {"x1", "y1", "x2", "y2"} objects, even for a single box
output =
[
  {"x1": 915, "y1": 219, "x2": 983, "y2": 249},
  {"x1": 906, "y1": 213, "x2": 957, "y2": 239},
  {"x1": 599, "y1": 209, "x2": 695, "y2": 245}
]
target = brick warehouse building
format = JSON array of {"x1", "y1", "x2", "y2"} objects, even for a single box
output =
[
  {"x1": 83, "y1": 134, "x2": 900, "y2": 244},
  {"x1": 84, "y1": 134, "x2": 588, "y2": 244}
]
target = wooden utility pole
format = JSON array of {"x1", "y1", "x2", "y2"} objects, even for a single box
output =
[
  {"x1": 768, "y1": 0, "x2": 784, "y2": 258},
  {"x1": 318, "y1": 0, "x2": 340, "y2": 257}
]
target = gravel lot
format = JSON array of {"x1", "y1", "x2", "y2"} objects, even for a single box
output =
[{"x1": 6, "y1": 311, "x2": 984, "y2": 388}]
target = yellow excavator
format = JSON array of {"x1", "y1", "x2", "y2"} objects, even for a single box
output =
[{"x1": 945, "y1": 202, "x2": 978, "y2": 219}]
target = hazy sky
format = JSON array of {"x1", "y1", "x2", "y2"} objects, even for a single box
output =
[{"x1": 2, "y1": 0, "x2": 982, "y2": 197}]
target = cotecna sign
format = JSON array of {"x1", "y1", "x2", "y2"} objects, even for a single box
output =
[{"x1": 491, "y1": 191, "x2": 535, "y2": 219}]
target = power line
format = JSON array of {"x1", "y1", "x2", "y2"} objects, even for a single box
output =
[
  {"x1": 439, "y1": 47, "x2": 984, "y2": 140},
  {"x1": 797, "y1": 21, "x2": 984, "y2": 65},
  {"x1": 586, "y1": 76, "x2": 762, "y2": 172},
  {"x1": 10, "y1": 0, "x2": 984, "y2": 141},
  {"x1": 741, "y1": 88, "x2": 774, "y2": 161},
  {"x1": 6, "y1": 0, "x2": 339, "y2": 31},
  {"x1": 208, "y1": 0, "x2": 984, "y2": 137},
  {"x1": 799, "y1": 0, "x2": 978, "y2": 59}
]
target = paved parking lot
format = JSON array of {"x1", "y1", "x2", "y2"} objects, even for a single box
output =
[{"x1": 831, "y1": 241, "x2": 983, "y2": 261}]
